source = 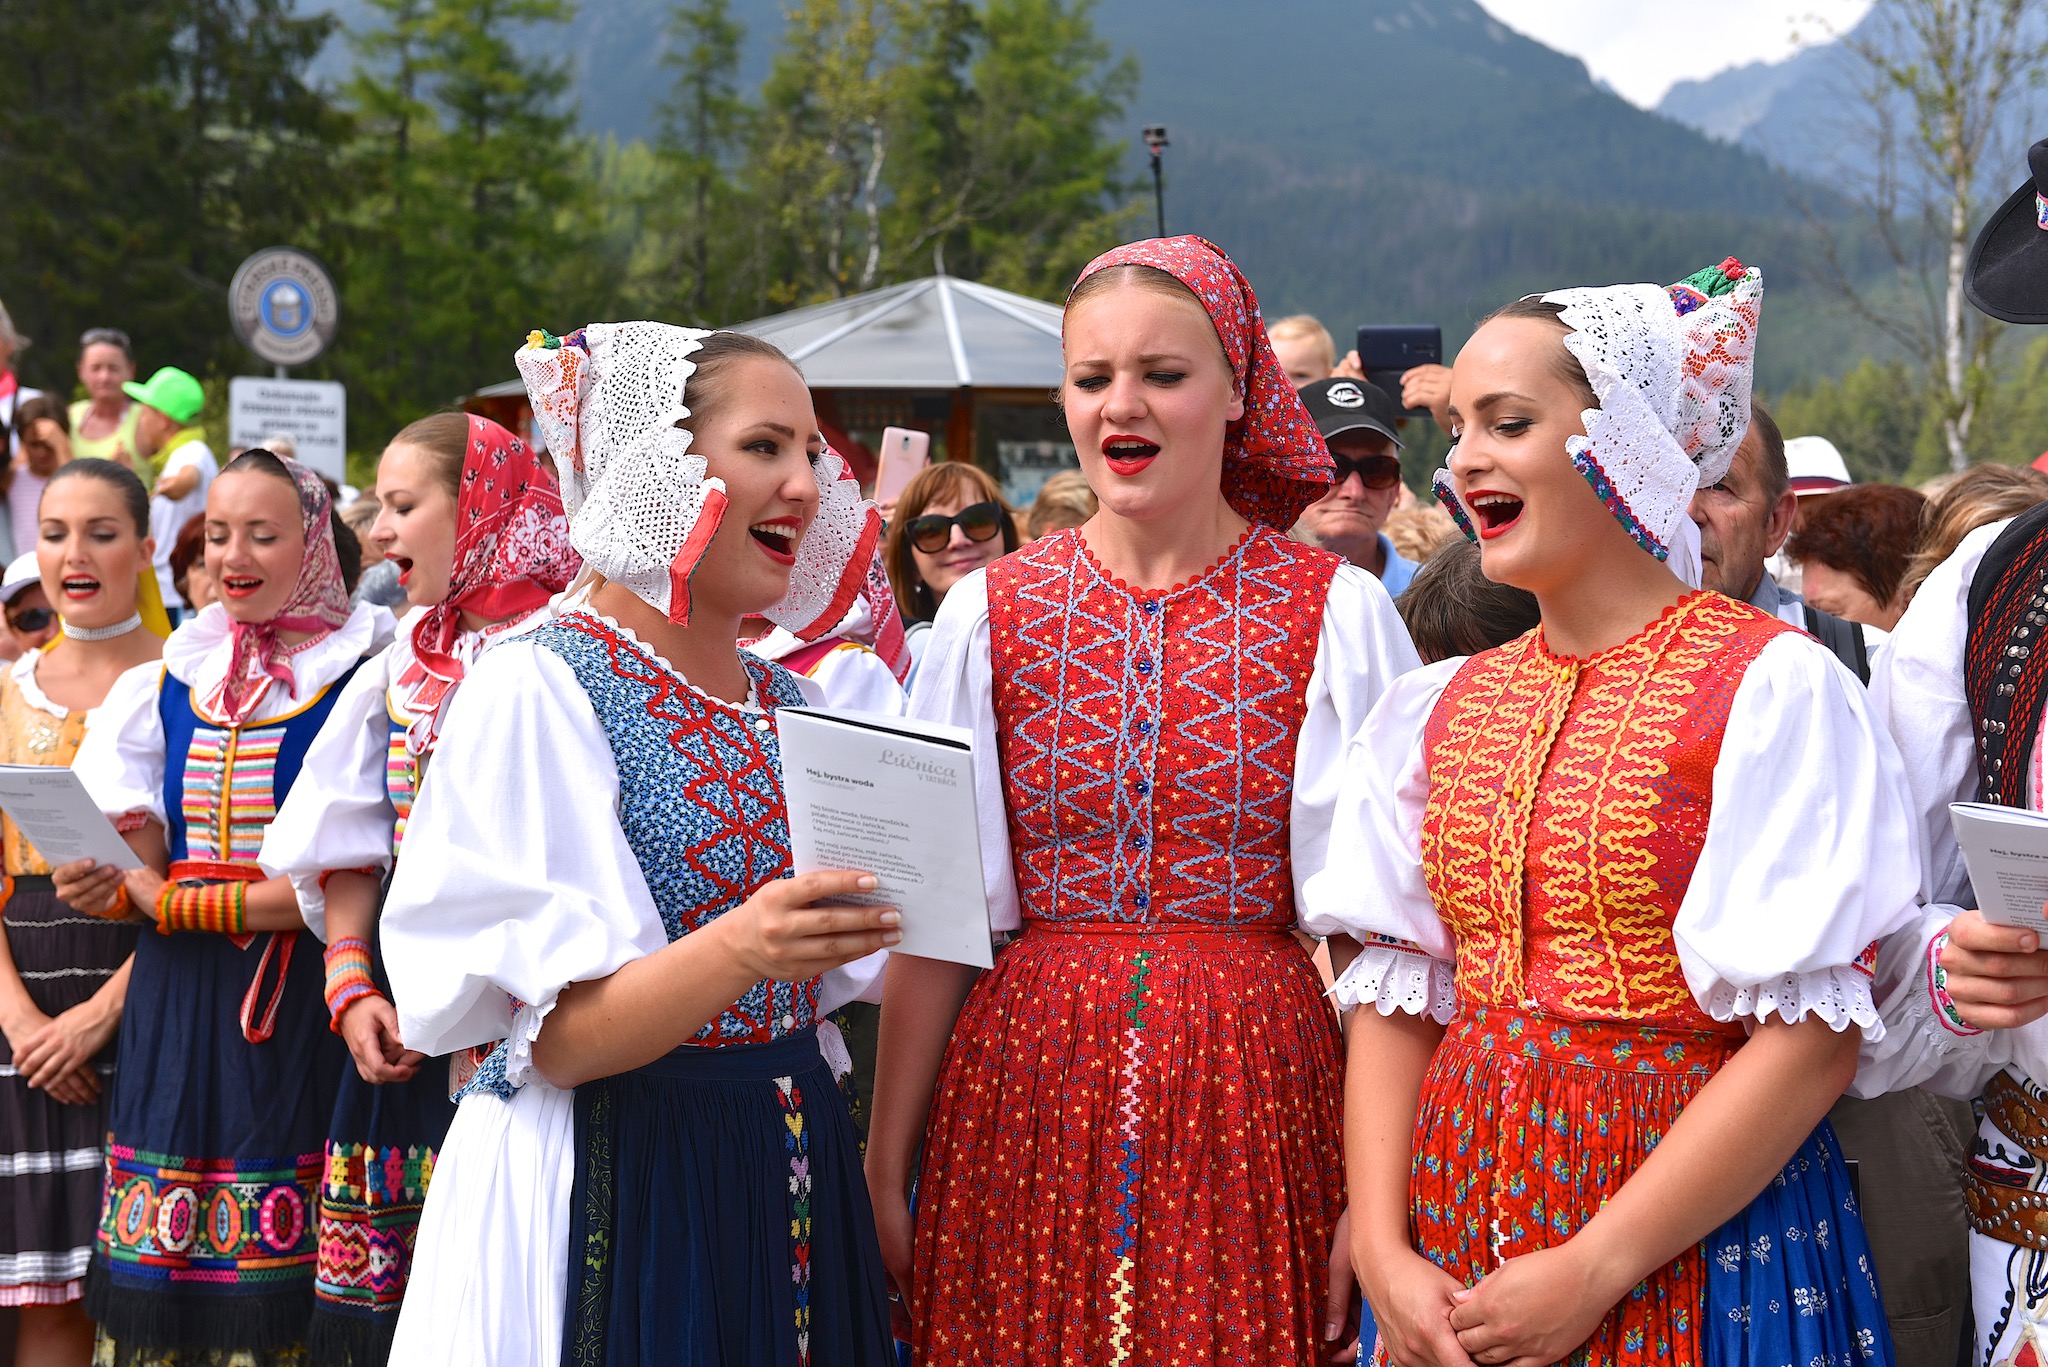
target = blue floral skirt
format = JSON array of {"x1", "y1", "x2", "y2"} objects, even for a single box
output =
[
  {"x1": 1411, "y1": 1006, "x2": 1894, "y2": 1367},
  {"x1": 560, "y1": 1031, "x2": 893, "y2": 1367}
]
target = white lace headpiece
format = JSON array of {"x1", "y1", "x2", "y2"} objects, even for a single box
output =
[
  {"x1": 516, "y1": 321, "x2": 881, "y2": 637},
  {"x1": 1436, "y1": 258, "x2": 1763, "y2": 588}
]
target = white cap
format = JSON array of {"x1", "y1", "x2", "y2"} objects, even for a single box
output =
[
  {"x1": 1785, "y1": 435, "x2": 1852, "y2": 495},
  {"x1": 0, "y1": 553, "x2": 41, "y2": 605}
]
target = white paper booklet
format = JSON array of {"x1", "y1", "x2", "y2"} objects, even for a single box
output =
[
  {"x1": 775, "y1": 706, "x2": 993, "y2": 970},
  {"x1": 0, "y1": 764, "x2": 143, "y2": 872},
  {"x1": 1952, "y1": 801, "x2": 2048, "y2": 934}
]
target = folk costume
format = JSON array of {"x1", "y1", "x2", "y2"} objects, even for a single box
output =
[
  {"x1": 74, "y1": 456, "x2": 395, "y2": 1366},
  {"x1": 1302, "y1": 261, "x2": 1919, "y2": 1367},
  {"x1": 744, "y1": 566, "x2": 910, "y2": 720},
  {"x1": 258, "y1": 416, "x2": 579, "y2": 1367},
  {"x1": 0, "y1": 633, "x2": 165, "y2": 1307},
  {"x1": 1848, "y1": 137, "x2": 2048, "y2": 1367},
  {"x1": 381, "y1": 323, "x2": 892, "y2": 1367},
  {"x1": 903, "y1": 236, "x2": 1421, "y2": 1365},
  {"x1": 744, "y1": 567, "x2": 909, "y2": 1142}
]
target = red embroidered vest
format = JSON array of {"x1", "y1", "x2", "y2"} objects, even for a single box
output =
[
  {"x1": 986, "y1": 526, "x2": 1339, "y2": 927},
  {"x1": 1420, "y1": 592, "x2": 1793, "y2": 1028}
]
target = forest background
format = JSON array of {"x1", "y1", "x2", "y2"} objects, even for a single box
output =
[{"x1": 0, "y1": 0, "x2": 2037, "y2": 488}]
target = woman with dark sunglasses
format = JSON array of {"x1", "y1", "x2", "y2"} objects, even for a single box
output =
[{"x1": 880, "y1": 462, "x2": 1018, "y2": 676}]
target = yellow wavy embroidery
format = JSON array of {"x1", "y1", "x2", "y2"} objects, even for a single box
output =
[{"x1": 1421, "y1": 594, "x2": 1771, "y2": 1020}]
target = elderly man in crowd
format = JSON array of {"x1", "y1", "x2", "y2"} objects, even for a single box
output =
[
  {"x1": 1688, "y1": 399, "x2": 1971, "y2": 1367},
  {"x1": 1292, "y1": 377, "x2": 1416, "y2": 594},
  {"x1": 1691, "y1": 402, "x2": 1873, "y2": 676}
]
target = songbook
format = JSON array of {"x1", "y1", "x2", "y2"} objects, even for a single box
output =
[
  {"x1": 775, "y1": 706, "x2": 994, "y2": 969},
  {"x1": 0, "y1": 765, "x2": 143, "y2": 872},
  {"x1": 1951, "y1": 801, "x2": 2048, "y2": 934}
]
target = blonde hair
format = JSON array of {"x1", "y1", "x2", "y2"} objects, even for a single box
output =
[
  {"x1": 1266, "y1": 315, "x2": 1335, "y2": 372},
  {"x1": 1025, "y1": 469, "x2": 1097, "y2": 539},
  {"x1": 1903, "y1": 462, "x2": 2048, "y2": 601},
  {"x1": 1383, "y1": 505, "x2": 1461, "y2": 564}
]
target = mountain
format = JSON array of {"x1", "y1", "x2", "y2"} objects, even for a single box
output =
[
  {"x1": 1657, "y1": 8, "x2": 2047, "y2": 195},
  {"x1": 1659, "y1": 55, "x2": 1812, "y2": 147},
  {"x1": 302, "y1": 0, "x2": 1866, "y2": 388}
]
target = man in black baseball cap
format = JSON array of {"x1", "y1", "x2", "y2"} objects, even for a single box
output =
[{"x1": 1293, "y1": 377, "x2": 1415, "y2": 593}]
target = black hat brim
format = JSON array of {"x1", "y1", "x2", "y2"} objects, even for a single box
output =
[
  {"x1": 1317, "y1": 418, "x2": 1403, "y2": 449},
  {"x1": 1966, "y1": 176, "x2": 2048, "y2": 324}
]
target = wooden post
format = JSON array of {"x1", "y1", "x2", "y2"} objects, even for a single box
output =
[{"x1": 946, "y1": 387, "x2": 976, "y2": 465}]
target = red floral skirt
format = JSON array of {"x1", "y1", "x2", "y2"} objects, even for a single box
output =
[
  {"x1": 912, "y1": 919, "x2": 1345, "y2": 1366},
  {"x1": 1410, "y1": 1006, "x2": 1744, "y2": 1367}
]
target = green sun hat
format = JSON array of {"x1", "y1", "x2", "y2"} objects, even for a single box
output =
[{"x1": 122, "y1": 366, "x2": 204, "y2": 425}]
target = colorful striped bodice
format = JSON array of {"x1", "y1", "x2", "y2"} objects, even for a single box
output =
[{"x1": 158, "y1": 664, "x2": 360, "y2": 878}]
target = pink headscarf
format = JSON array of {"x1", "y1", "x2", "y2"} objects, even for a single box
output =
[
  {"x1": 207, "y1": 453, "x2": 354, "y2": 725},
  {"x1": 1067, "y1": 236, "x2": 1333, "y2": 530},
  {"x1": 397, "y1": 416, "x2": 579, "y2": 747}
]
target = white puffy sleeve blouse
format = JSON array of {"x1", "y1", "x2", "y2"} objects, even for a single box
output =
[
  {"x1": 906, "y1": 559, "x2": 1423, "y2": 934},
  {"x1": 1299, "y1": 630, "x2": 1928, "y2": 1041},
  {"x1": 380, "y1": 628, "x2": 874, "y2": 1087}
]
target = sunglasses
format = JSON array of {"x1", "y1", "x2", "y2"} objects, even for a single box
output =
[
  {"x1": 7, "y1": 607, "x2": 54, "y2": 634},
  {"x1": 907, "y1": 500, "x2": 1003, "y2": 554},
  {"x1": 1332, "y1": 454, "x2": 1403, "y2": 492}
]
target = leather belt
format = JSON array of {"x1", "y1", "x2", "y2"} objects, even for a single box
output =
[{"x1": 1969, "y1": 1071, "x2": 2048, "y2": 1247}]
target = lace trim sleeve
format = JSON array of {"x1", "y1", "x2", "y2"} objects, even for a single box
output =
[
  {"x1": 1330, "y1": 941, "x2": 1456, "y2": 1023},
  {"x1": 1701, "y1": 965, "x2": 1882, "y2": 1040},
  {"x1": 499, "y1": 995, "x2": 559, "y2": 1091}
]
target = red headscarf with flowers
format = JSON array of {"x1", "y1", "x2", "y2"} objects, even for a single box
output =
[
  {"x1": 207, "y1": 453, "x2": 354, "y2": 725},
  {"x1": 1067, "y1": 236, "x2": 1333, "y2": 530},
  {"x1": 397, "y1": 415, "x2": 579, "y2": 751}
]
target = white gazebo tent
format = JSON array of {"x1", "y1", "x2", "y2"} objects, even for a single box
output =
[
  {"x1": 463, "y1": 274, "x2": 1076, "y2": 503},
  {"x1": 731, "y1": 274, "x2": 1073, "y2": 502}
]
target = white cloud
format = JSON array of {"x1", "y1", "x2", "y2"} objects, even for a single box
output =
[{"x1": 1474, "y1": 0, "x2": 1876, "y2": 107}]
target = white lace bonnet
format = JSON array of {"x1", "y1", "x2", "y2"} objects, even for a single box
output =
[
  {"x1": 1436, "y1": 258, "x2": 1763, "y2": 588},
  {"x1": 515, "y1": 322, "x2": 880, "y2": 637}
]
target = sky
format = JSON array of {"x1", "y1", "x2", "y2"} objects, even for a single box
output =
[{"x1": 1474, "y1": 0, "x2": 1877, "y2": 108}]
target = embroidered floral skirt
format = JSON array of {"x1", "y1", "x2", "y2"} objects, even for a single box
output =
[
  {"x1": 0, "y1": 878, "x2": 138, "y2": 1306},
  {"x1": 561, "y1": 1030, "x2": 893, "y2": 1367},
  {"x1": 1410, "y1": 1006, "x2": 1894, "y2": 1367},
  {"x1": 307, "y1": 928, "x2": 454, "y2": 1367},
  {"x1": 911, "y1": 919, "x2": 1346, "y2": 1366},
  {"x1": 88, "y1": 921, "x2": 344, "y2": 1361}
]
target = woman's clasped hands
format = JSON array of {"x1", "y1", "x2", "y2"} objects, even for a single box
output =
[{"x1": 1369, "y1": 1239, "x2": 1628, "y2": 1367}]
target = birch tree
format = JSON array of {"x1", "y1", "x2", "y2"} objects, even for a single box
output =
[{"x1": 1809, "y1": 0, "x2": 2048, "y2": 471}]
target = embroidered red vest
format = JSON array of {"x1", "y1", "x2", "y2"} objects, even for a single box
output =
[
  {"x1": 986, "y1": 526, "x2": 1338, "y2": 927},
  {"x1": 1420, "y1": 592, "x2": 1793, "y2": 1027}
]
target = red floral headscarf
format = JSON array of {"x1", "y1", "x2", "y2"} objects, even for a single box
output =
[
  {"x1": 398, "y1": 416, "x2": 580, "y2": 749},
  {"x1": 1067, "y1": 236, "x2": 1333, "y2": 530},
  {"x1": 208, "y1": 454, "x2": 354, "y2": 725}
]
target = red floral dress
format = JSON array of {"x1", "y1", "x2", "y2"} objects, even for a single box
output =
[{"x1": 911, "y1": 525, "x2": 1348, "y2": 1366}]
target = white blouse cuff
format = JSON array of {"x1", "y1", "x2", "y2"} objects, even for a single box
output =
[
  {"x1": 1331, "y1": 942, "x2": 1456, "y2": 1023},
  {"x1": 500, "y1": 995, "x2": 559, "y2": 1090},
  {"x1": 1702, "y1": 965, "x2": 1883, "y2": 1041}
]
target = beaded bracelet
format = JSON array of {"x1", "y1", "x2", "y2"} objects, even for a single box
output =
[
  {"x1": 323, "y1": 935, "x2": 382, "y2": 1031},
  {"x1": 87, "y1": 884, "x2": 132, "y2": 922},
  {"x1": 155, "y1": 880, "x2": 247, "y2": 936}
]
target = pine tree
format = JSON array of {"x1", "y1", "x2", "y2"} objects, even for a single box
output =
[
  {"x1": 329, "y1": 0, "x2": 593, "y2": 440},
  {"x1": 656, "y1": 0, "x2": 749, "y2": 321},
  {"x1": 0, "y1": 0, "x2": 344, "y2": 387}
]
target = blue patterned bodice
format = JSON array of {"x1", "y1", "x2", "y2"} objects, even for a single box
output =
[{"x1": 537, "y1": 611, "x2": 816, "y2": 1043}]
